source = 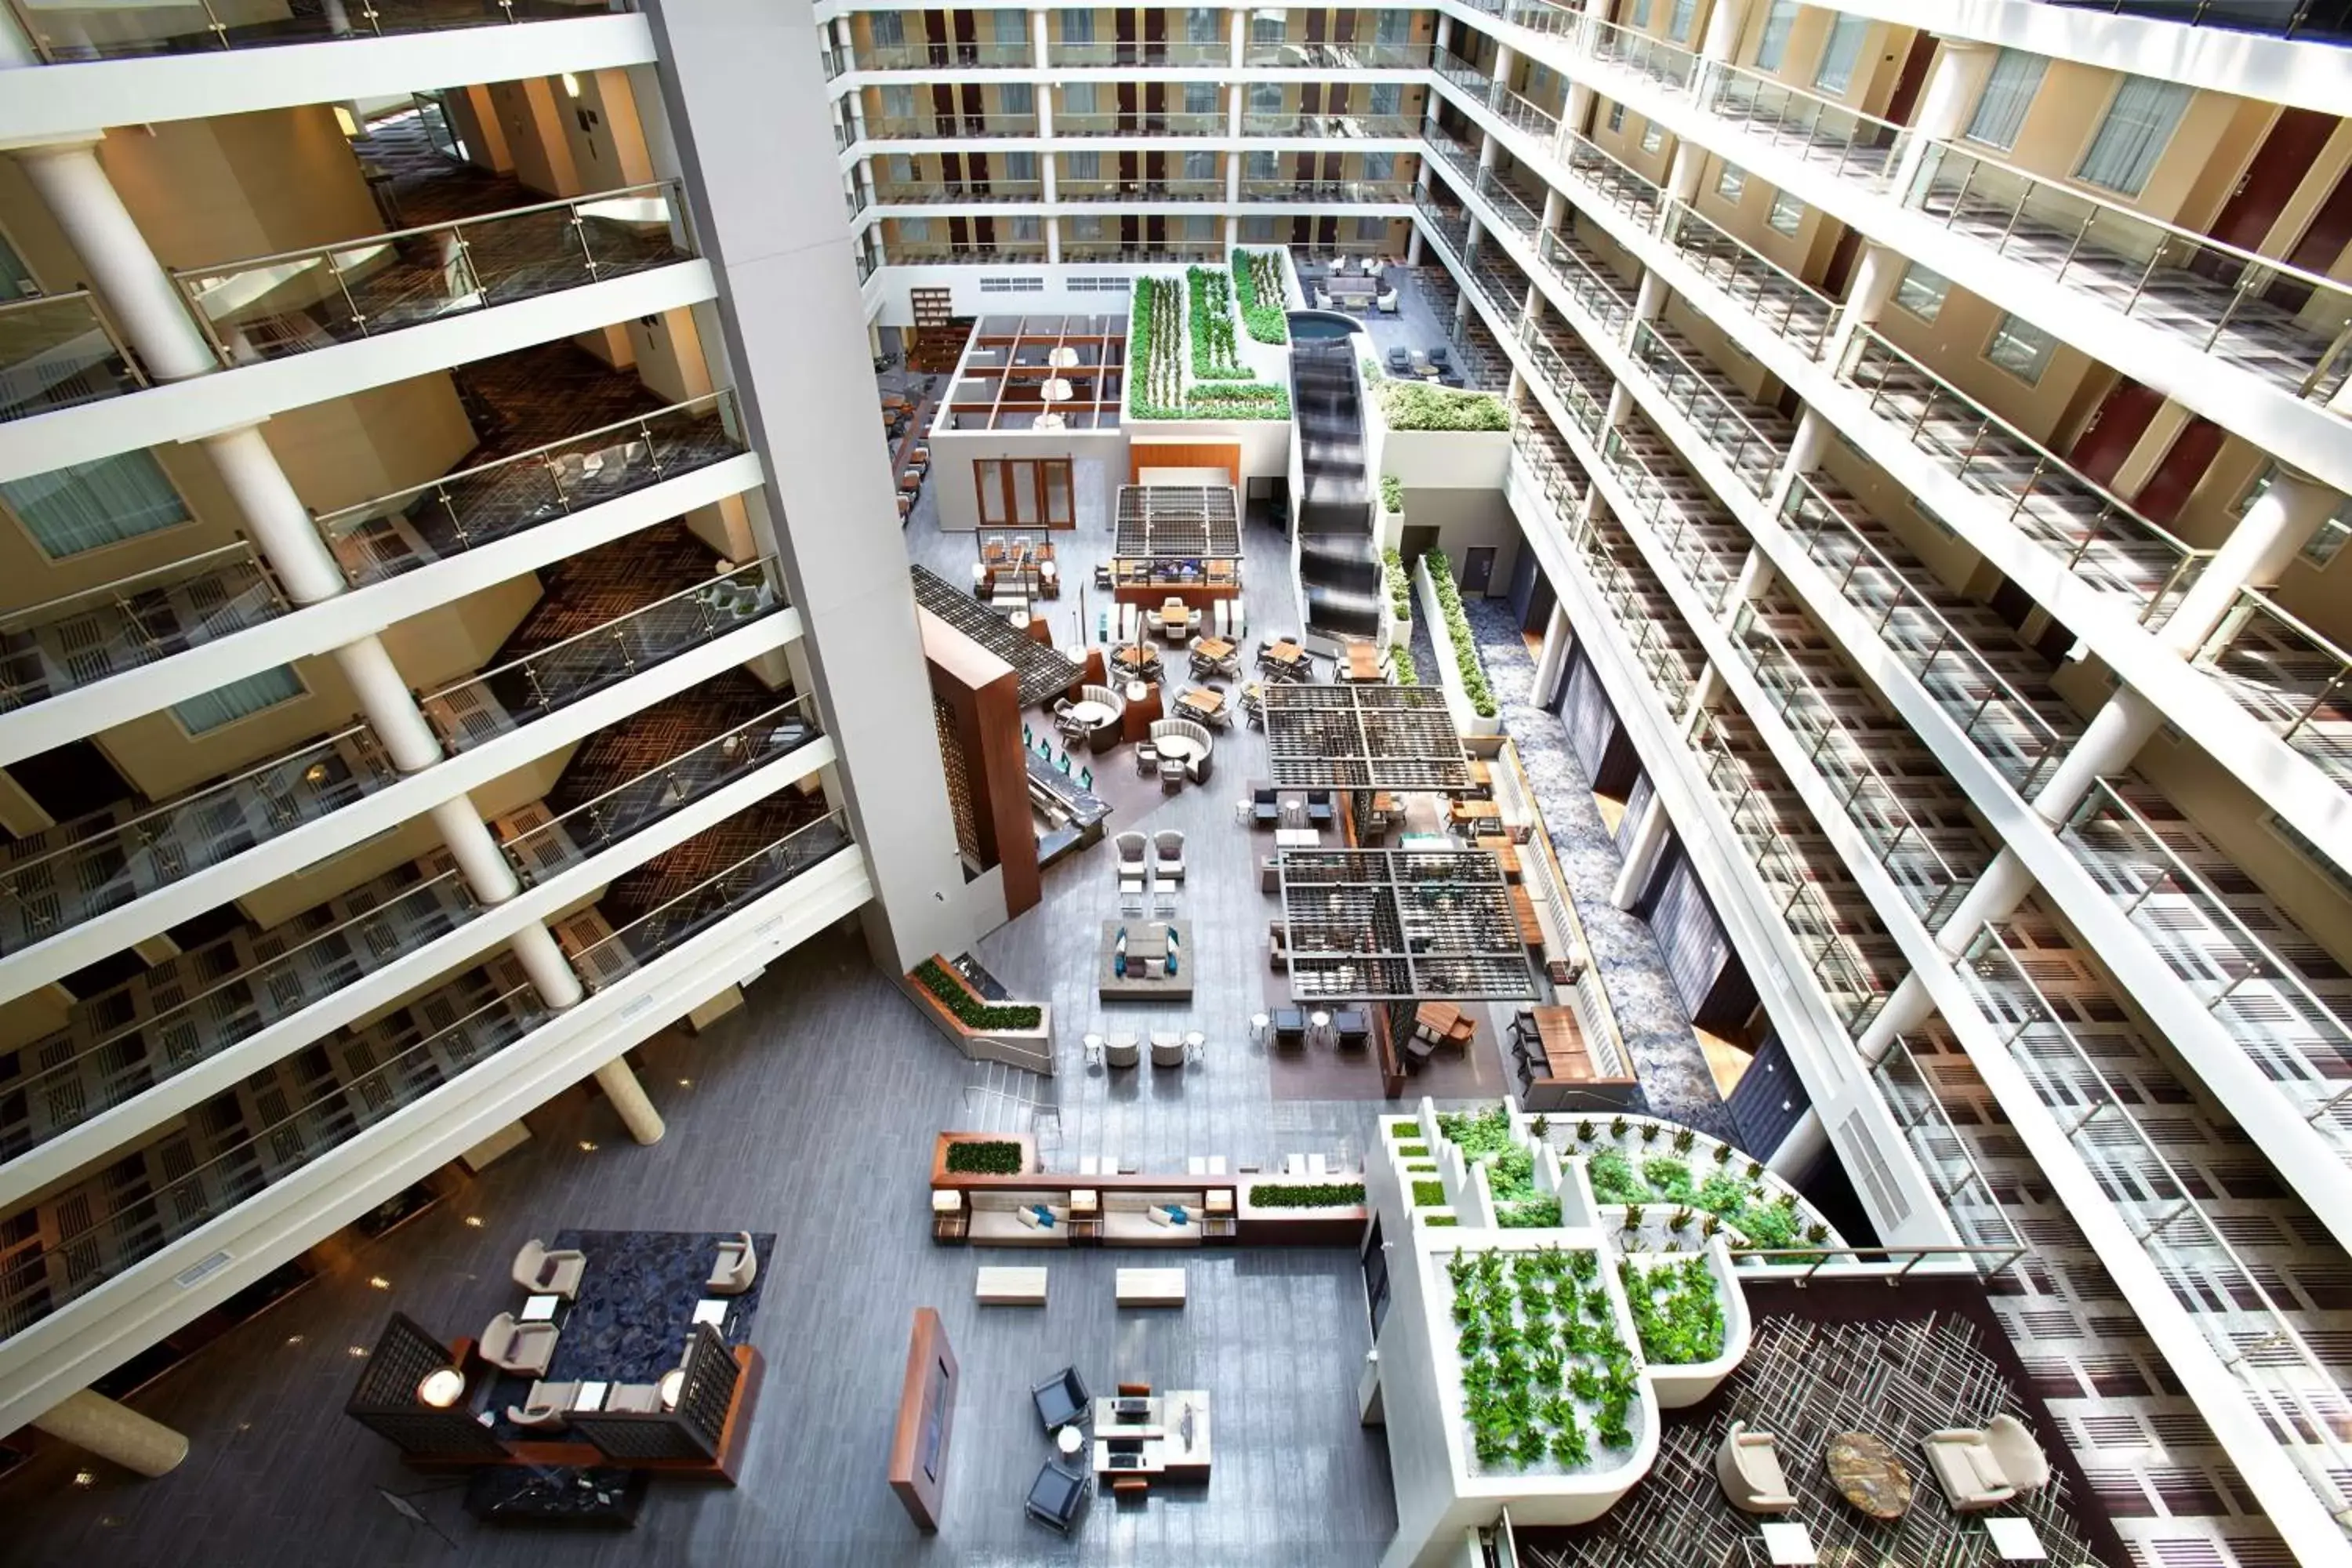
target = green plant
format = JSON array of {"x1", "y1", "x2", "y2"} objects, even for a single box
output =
[
  {"x1": 943, "y1": 1138, "x2": 1023, "y2": 1175},
  {"x1": 1621, "y1": 1255, "x2": 1727, "y2": 1366},
  {"x1": 1489, "y1": 1148, "x2": 1537, "y2": 1206},
  {"x1": 1576, "y1": 1119, "x2": 1598, "y2": 1143},
  {"x1": 1609, "y1": 1116, "x2": 1628, "y2": 1140},
  {"x1": 1447, "y1": 1247, "x2": 1627, "y2": 1474},
  {"x1": 1128, "y1": 275, "x2": 1289, "y2": 420},
  {"x1": 1587, "y1": 1149, "x2": 1642, "y2": 1204},
  {"x1": 1739, "y1": 1197, "x2": 1802, "y2": 1250},
  {"x1": 1413, "y1": 1179, "x2": 1447, "y2": 1207},
  {"x1": 1638, "y1": 1121, "x2": 1661, "y2": 1146},
  {"x1": 1396, "y1": 1142, "x2": 1428, "y2": 1159},
  {"x1": 1497, "y1": 1198, "x2": 1562, "y2": 1229},
  {"x1": 1249, "y1": 1182, "x2": 1367, "y2": 1208},
  {"x1": 1713, "y1": 1143, "x2": 1734, "y2": 1166},
  {"x1": 1528, "y1": 1116, "x2": 1550, "y2": 1141},
  {"x1": 1621, "y1": 1204, "x2": 1645, "y2": 1232},
  {"x1": 1423, "y1": 552, "x2": 1497, "y2": 718},
  {"x1": 1380, "y1": 472, "x2": 1404, "y2": 514},
  {"x1": 1671, "y1": 1128, "x2": 1696, "y2": 1155},
  {"x1": 1695, "y1": 1174, "x2": 1750, "y2": 1217},
  {"x1": 1232, "y1": 249, "x2": 1290, "y2": 343},
  {"x1": 1436, "y1": 1104, "x2": 1515, "y2": 1160},
  {"x1": 1424, "y1": 1214, "x2": 1459, "y2": 1227},
  {"x1": 913, "y1": 959, "x2": 1042, "y2": 1030},
  {"x1": 1642, "y1": 1157, "x2": 1695, "y2": 1203},
  {"x1": 1186, "y1": 266, "x2": 1249, "y2": 379},
  {"x1": 1377, "y1": 377, "x2": 1511, "y2": 431},
  {"x1": 1390, "y1": 646, "x2": 1419, "y2": 686}
]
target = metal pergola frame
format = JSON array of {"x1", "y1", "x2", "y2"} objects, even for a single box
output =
[
  {"x1": 1276, "y1": 847, "x2": 1537, "y2": 1004},
  {"x1": 1112, "y1": 485, "x2": 1242, "y2": 560},
  {"x1": 1260, "y1": 683, "x2": 1475, "y2": 793}
]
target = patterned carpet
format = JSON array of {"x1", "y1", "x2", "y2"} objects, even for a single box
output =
[{"x1": 1457, "y1": 594, "x2": 1740, "y2": 1147}]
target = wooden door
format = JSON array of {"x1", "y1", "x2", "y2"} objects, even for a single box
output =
[
  {"x1": 973, "y1": 215, "x2": 995, "y2": 248},
  {"x1": 1320, "y1": 151, "x2": 1342, "y2": 183},
  {"x1": 2198, "y1": 107, "x2": 2334, "y2": 283},
  {"x1": 2131, "y1": 416, "x2": 2227, "y2": 524},
  {"x1": 1317, "y1": 215, "x2": 1339, "y2": 247},
  {"x1": 1294, "y1": 151, "x2": 1316, "y2": 183},
  {"x1": 1121, "y1": 212, "x2": 1141, "y2": 244},
  {"x1": 2067, "y1": 378, "x2": 2165, "y2": 486},
  {"x1": 1145, "y1": 81, "x2": 1166, "y2": 131},
  {"x1": 1305, "y1": 7, "x2": 1326, "y2": 43},
  {"x1": 1290, "y1": 215, "x2": 1313, "y2": 245},
  {"x1": 1881, "y1": 32, "x2": 1937, "y2": 127},
  {"x1": 1116, "y1": 79, "x2": 1138, "y2": 131},
  {"x1": 960, "y1": 83, "x2": 983, "y2": 136},
  {"x1": 1143, "y1": 5, "x2": 1165, "y2": 63},
  {"x1": 1114, "y1": 7, "x2": 1136, "y2": 65},
  {"x1": 1334, "y1": 9, "x2": 1355, "y2": 44},
  {"x1": 940, "y1": 151, "x2": 964, "y2": 193},
  {"x1": 1820, "y1": 225, "x2": 1864, "y2": 299},
  {"x1": 930, "y1": 83, "x2": 957, "y2": 136},
  {"x1": 1118, "y1": 148, "x2": 1139, "y2": 189},
  {"x1": 967, "y1": 151, "x2": 989, "y2": 197},
  {"x1": 1461, "y1": 546, "x2": 1497, "y2": 594},
  {"x1": 947, "y1": 215, "x2": 970, "y2": 252},
  {"x1": 924, "y1": 9, "x2": 949, "y2": 67},
  {"x1": 1145, "y1": 150, "x2": 1166, "y2": 187},
  {"x1": 2268, "y1": 164, "x2": 2352, "y2": 315},
  {"x1": 1146, "y1": 214, "x2": 1167, "y2": 245},
  {"x1": 951, "y1": 8, "x2": 975, "y2": 64},
  {"x1": 1301, "y1": 82, "x2": 1323, "y2": 116}
]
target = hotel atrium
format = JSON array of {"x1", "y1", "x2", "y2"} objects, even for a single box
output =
[{"x1": 0, "y1": 0, "x2": 2346, "y2": 1564}]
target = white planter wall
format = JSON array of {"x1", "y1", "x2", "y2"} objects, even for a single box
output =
[{"x1": 1416, "y1": 557, "x2": 1501, "y2": 738}]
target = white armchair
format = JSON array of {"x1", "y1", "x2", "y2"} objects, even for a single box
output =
[
  {"x1": 1922, "y1": 1428, "x2": 2016, "y2": 1512},
  {"x1": 1115, "y1": 832, "x2": 1149, "y2": 883},
  {"x1": 1984, "y1": 1414, "x2": 2050, "y2": 1494},
  {"x1": 479, "y1": 1312, "x2": 560, "y2": 1376},
  {"x1": 1152, "y1": 830, "x2": 1186, "y2": 882},
  {"x1": 1375, "y1": 288, "x2": 1399, "y2": 315},
  {"x1": 709, "y1": 1231, "x2": 758, "y2": 1295},
  {"x1": 1714, "y1": 1421, "x2": 1797, "y2": 1514},
  {"x1": 506, "y1": 1381, "x2": 579, "y2": 1429},
  {"x1": 511, "y1": 1239, "x2": 586, "y2": 1300}
]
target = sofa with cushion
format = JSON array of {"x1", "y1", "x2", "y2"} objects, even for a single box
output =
[
  {"x1": 967, "y1": 1191, "x2": 1073, "y2": 1247},
  {"x1": 1101, "y1": 1190, "x2": 1208, "y2": 1246}
]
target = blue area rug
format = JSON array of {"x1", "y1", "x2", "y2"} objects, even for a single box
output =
[
  {"x1": 484, "y1": 1229, "x2": 771, "y2": 1432},
  {"x1": 1457, "y1": 596, "x2": 1743, "y2": 1148}
]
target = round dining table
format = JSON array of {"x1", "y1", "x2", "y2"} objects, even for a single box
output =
[
  {"x1": 1068, "y1": 699, "x2": 1117, "y2": 729},
  {"x1": 1155, "y1": 734, "x2": 1200, "y2": 762}
]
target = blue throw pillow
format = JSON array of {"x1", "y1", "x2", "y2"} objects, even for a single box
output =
[
  {"x1": 1163, "y1": 1205, "x2": 1189, "y2": 1225},
  {"x1": 1033, "y1": 1205, "x2": 1056, "y2": 1229}
]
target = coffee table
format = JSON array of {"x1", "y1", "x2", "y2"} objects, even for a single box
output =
[
  {"x1": 1984, "y1": 1517, "x2": 2046, "y2": 1561},
  {"x1": 1824, "y1": 1430, "x2": 1914, "y2": 1520},
  {"x1": 1759, "y1": 1520, "x2": 1817, "y2": 1565}
]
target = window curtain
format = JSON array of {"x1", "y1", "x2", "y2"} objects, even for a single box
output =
[
  {"x1": 1184, "y1": 150, "x2": 1215, "y2": 181},
  {"x1": 1364, "y1": 151, "x2": 1396, "y2": 182},
  {"x1": 1812, "y1": 14, "x2": 1867, "y2": 96},
  {"x1": 1185, "y1": 8, "x2": 1218, "y2": 45},
  {"x1": 990, "y1": 9, "x2": 1023, "y2": 46},
  {"x1": 1062, "y1": 82, "x2": 1096, "y2": 116},
  {"x1": 2075, "y1": 76, "x2": 2190, "y2": 197},
  {"x1": 1184, "y1": 82, "x2": 1218, "y2": 115},
  {"x1": 1249, "y1": 82, "x2": 1283, "y2": 115},
  {"x1": 1753, "y1": 0, "x2": 1795, "y2": 71},
  {"x1": 1667, "y1": 0, "x2": 1697, "y2": 42},
  {"x1": 1004, "y1": 151, "x2": 1036, "y2": 182},
  {"x1": 1251, "y1": 15, "x2": 1283, "y2": 45},
  {"x1": 1370, "y1": 82, "x2": 1401, "y2": 118},
  {"x1": 1061, "y1": 9, "x2": 1093, "y2": 44},
  {"x1": 1, "y1": 450, "x2": 190, "y2": 559},
  {"x1": 1374, "y1": 9, "x2": 1410, "y2": 45},
  {"x1": 1247, "y1": 151, "x2": 1278, "y2": 180},
  {"x1": 172, "y1": 664, "x2": 303, "y2": 735},
  {"x1": 1963, "y1": 49, "x2": 2045, "y2": 151},
  {"x1": 867, "y1": 11, "x2": 902, "y2": 48},
  {"x1": 1000, "y1": 83, "x2": 1033, "y2": 115},
  {"x1": 1064, "y1": 150, "x2": 1099, "y2": 181},
  {"x1": 878, "y1": 85, "x2": 913, "y2": 121}
]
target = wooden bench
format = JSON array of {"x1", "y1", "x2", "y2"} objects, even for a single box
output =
[
  {"x1": 975, "y1": 1266, "x2": 1050, "y2": 1305},
  {"x1": 1116, "y1": 1267, "x2": 1187, "y2": 1308}
]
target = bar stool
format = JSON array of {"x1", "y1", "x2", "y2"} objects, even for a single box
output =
[
  {"x1": 1083, "y1": 1033, "x2": 1105, "y2": 1066},
  {"x1": 1183, "y1": 1031, "x2": 1205, "y2": 1063},
  {"x1": 1249, "y1": 1011, "x2": 1271, "y2": 1044}
]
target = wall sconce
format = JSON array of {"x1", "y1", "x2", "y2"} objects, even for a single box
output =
[{"x1": 561, "y1": 72, "x2": 582, "y2": 100}]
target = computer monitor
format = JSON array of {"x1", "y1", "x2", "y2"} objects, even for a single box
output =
[{"x1": 1113, "y1": 1397, "x2": 1151, "y2": 1419}]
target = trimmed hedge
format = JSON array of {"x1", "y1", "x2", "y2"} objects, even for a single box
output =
[
  {"x1": 1382, "y1": 545, "x2": 1410, "y2": 619},
  {"x1": 1426, "y1": 553, "x2": 1498, "y2": 720},
  {"x1": 1188, "y1": 266, "x2": 1250, "y2": 380},
  {"x1": 1379, "y1": 379, "x2": 1510, "y2": 431},
  {"x1": 1249, "y1": 1182, "x2": 1367, "y2": 1208},
  {"x1": 945, "y1": 1139, "x2": 1024, "y2": 1175},
  {"x1": 913, "y1": 958, "x2": 1043, "y2": 1031},
  {"x1": 1380, "y1": 472, "x2": 1404, "y2": 514},
  {"x1": 1130, "y1": 276, "x2": 1290, "y2": 421},
  {"x1": 1391, "y1": 646, "x2": 1419, "y2": 686},
  {"x1": 1233, "y1": 249, "x2": 1290, "y2": 344}
]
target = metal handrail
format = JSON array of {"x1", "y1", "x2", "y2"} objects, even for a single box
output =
[
  {"x1": 1707, "y1": 56, "x2": 1904, "y2": 140},
  {"x1": 571, "y1": 807, "x2": 852, "y2": 987},
  {"x1": 1871, "y1": 1036, "x2": 2031, "y2": 1269},
  {"x1": 1627, "y1": 320, "x2": 1784, "y2": 494},
  {"x1": 1779, "y1": 473, "x2": 2071, "y2": 797},
  {"x1": 1959, "y1": 923, "x2": 2352, "y2": 1522},
  {"x1": 0, "y1": 542, "x2": 274, "y2": 635},
  {"x1": 1840, "y1": 325, "x2": 2212, "y2": 615},
  {"x1": 869, "y1": 181, "x2": 1049, "y2": 203},
  {"x1": 1581, "y1": 12, "x2": 1702, "y2": 94},
  {"x1": 860, "y1": 42, "x2": 1033, "y2": 69},
  {"x1": 1049, "y1": 41, "x2": 1225, "y2": 67},
  {"x1": 166, "y1": 180, "x2": 681, "y2": 281},
  {"x1": 1661, "y1": 198, "x2": 1835, "y2": 355},
  {"x1": 1726, "y1": 1243, "x2": 2027, "y2": 1281},
  {"x1": 2194, "y1": 585, "x2": 2352, "y2": 744},
  {"x1": 2062, "y1": 779, "x2": 2352, "y2": 1105},
  {"x1": 415, "y1": 561, "x2": 779, "y2": 715},
  {"x1": 314, "y1": 390, "x2": 739, "y2": 534},
  {"x1": 0, "y1": 719, "x2": 381, "y2": 893}
]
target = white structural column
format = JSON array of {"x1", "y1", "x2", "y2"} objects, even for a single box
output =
[
  {"x1": 1824, "y1": 240, "x2": 1904, "y2": 368},
  {"x1": 593, "y1": 1057, "x2": 666, "y2": 1145},
  {"x1": 1886, "y1": 38, "x2": 1998, "y2": 200},
  {"x1": 1029, "y1": 5, "x2": 1047, "y2": 68},
  {"x1": 1698, "y1": 0, "x2": 1748, "y2": 64},
  {"x1": 1852, "y1": 468, "x2": 2343, "y2": 1061},
  {"x1": 9, "y1": 137, "x2": 585, "y2": 1013},
  {"x1": 1763, "y1": 405, "x2": 1834, "y2": 518},
  {"x1": 1489, "y1": 43, "x2": 1516, "y2": 111},
  {"x1": 32, "y1": 1391, "x2": 187, "y2": 1476},
  {"x1": 1610, "y1": 789, "x2": 1671, "y2": 908}
]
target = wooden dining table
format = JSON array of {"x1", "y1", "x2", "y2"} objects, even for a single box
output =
[
  {"x1": 1112, "y1": 644, "x2": 1160, "y2": 673},
  {"x1": 1178, "y1": 687, "x2": 1226, "y2": 720},
  {"x1": 1196, "y1": 635, "x2": 1236, "y2": 662},
  {"x1": 1449, "y1": 797, "x2": 1502, "y2": 827},
  {"x1": 1345, "y1": 643, "x2": 1383, "y2": 682},
  {"x1": 1527, "y1": 1005, "x2": 1595, "y2": 1082},
  {"x1": 1474, "y1": 834, "x2": 1522, "y2": 880},
  {"x1": 1509, "y1": 885, "x2": 1542, "y2": 947},
  {"x1": 1264, "y1": 640, "x2": 1306, "y2": 668}
]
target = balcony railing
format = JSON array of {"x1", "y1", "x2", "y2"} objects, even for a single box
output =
[
  {"x1": 1245, "y1": 42, "x2": 1434, "y2": 69},
  {"x1": 1054, "y1": 111, "x2": 1224, "y2": 137},
  {"x1": 1871, "y1": 1039, "x2": 2031, "y2": 1265},
  {"x1": 1661, "y1": 200, "x2": 1835, "y2": 359},
  {"x1": 1061, "y1": 180, "x2": 1225, "y2": 202},
  {"x1": 315, "y1": 392, "x2": 746, "y2": 588},
  {"x1": 1051, "y1": 41, "x2": 1225, "y2": 67},
  {"x1": 1414, "y1": 190, "x2": 1473, "y2": 260},
  {"x1": 0, "y1": 0, "x2": 622, "y2": 63},
  {"x1": 869, "y1": 180, "x2": 1047, "y2": 205},
  {"x1": 1780, "y1": 474, "x2": 2072, "y2": 797},
  {"x1": 0, "y1": 543, "x2": 288, "y2": 713},
  {"x1": 1536, "y1": 230, "x2": 1635, "y2": 337},
  {"x1": 1562, "y1": 128, "x2": 1665, "y2": 229},
  {"x1": 1061, "y1": 241, "x2": 1225, "y2": 263},
  {"x1": 1628, "y1": 320, "x2": 1784, "y2": 496},
  {"x1": 1838, "y1": 326, "x2": 2209, "y2": 622},
  {"x1": 1522, "y1": 322, "x2": 1611, "y2": 440},
  {"x1": 1241, "y1": 180, "x2": 1415, "y2": 205},
  {"x1": 418, "y1": 562, "x2": 782, "y2": 753},
  {"x1": 2058, "y1": 779, "x2": 2352, "y2": 1138},
  {"x1": 1595, "y1": 424, "x2": 1738, "y2": 607},
  {"x1": 1907, "y1": 142, "x2": 2352, "y2": 405},
  {"x1": 1704, "y1": 60, "x2": 1907, "y2": 187},
  {"x1": 0, "y1": 290, "x2": 145, "y2": 424},
  {"x1": 860, "y1": 114, "x2": 1045, "y2": 141},
  {"x1": 884, "y1": 244, "x2": 1051, "y2": 265},
  {"x1": 573, "y1": 808, "x2": 854, "y2": 986},
  {"x1": 170, "y1": 183, "x2": 691, "y2": 367},
  {"x1": 0, "y1": 723, "x2": 401, "y2": 956},
  {"x1": 1725, "y1": 601, "x2": 1977, "y2": 930},
  {"x1": 1582, "y1": 14, "x2": 1701, "y2": 96},
  {"x1": 861, "y1": 42, "x2": 1032, "y2": 69},
  {"x1": 1957, "y1": 923, "x2": 2352, "y2": 1534},
  {"x1": 2040, "y1": 0, "x2": 2352, "y2": 41},
  {"x1": 1240, "y1": 112, "x2": 1421, "y2": 139},
  {"x1": 0, "y1": 805, "x2": 851, "y2": 1345},
  {"x1": 2191, "y1": 587, "x2": 2352, "y2": 787}
]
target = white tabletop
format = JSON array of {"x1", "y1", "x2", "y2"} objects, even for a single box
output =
[
  {"x1": 572, "y1": 1381, "x2": 610, "y2": 1412},
  {"x1": 1274, "y1": 827, "x2": 1321, "y2": 848},
  {"x1": 1068, "y1": 700, "x2": 1116, "y2": 726},
  {"x1": 520, "y1": 1294, "x2": 560, "y2": 1323},
  {"x1": 1984, "y1": 1518, "x2": 2045, "y2": 1561},
  {"x1": 1156, "y1": 735, "x2": 1200, "y2": 761},
  {"x1": 691, "y1": 1299, "x2": 728, "y2": 1327},
  {"x1": 1056, "y1": 1425, "x2": 1085, "y2": 1457},
  {"x1": 1759, "y1": 1521, "x2": 1817, "y2": 1566}
]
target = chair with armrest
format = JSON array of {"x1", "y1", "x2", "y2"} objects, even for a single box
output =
[
  {"x1": 512, "y1": 1239, "x2": 586, "y2": 1300},
  {"x1": 1272, "y1": 1007, "x2": 1306, "y2": 1047},
  {"x1": 1984, "y1": 1413, "x2": 2050, "y2": 1494},
  {"x1": 1268, "y1": 921, "x2": 1290, "y2": 971},
  {"x1": 709, "y1": 1232, "x2": 757, "y2": 1295},
  {"x1": 505, "y1": 1381, "x2": 580, "y2": 1430},
  {"x1": 604, "y1": 1383, "x2": 663, "y2": 1414},
  {"x1": 1152, "y1": 830, "x2": 1186, "y2": 882},
  {"x1": 1115, "y1": 832, "x2": 1149, "y2": 880},
  {"x1": 479, "y1": 1312, "x2": 560, "y2": 1377},
  {"x1": 1922, "y1": 1428, "x2": 2018, "y2": 1512},
  {"x1": 1252, "y1": 786, "x2": 1280, "y2": 827},
  {"x1": 1305, "y1": 790, "x2": 1335, "y2": 826},
  {"x1": 1714, "y1": 1421, "x2": 1797, "y2": 1514},
  {"x1": 1027, "y1": 1461, "x2": 1093, "y2": 1534},
  {"x1": 1032, "y1": 1367, "x2": 1091, "y2": 1432}
]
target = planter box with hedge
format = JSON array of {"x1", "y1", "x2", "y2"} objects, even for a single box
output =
[
  {"x1": 1416, "y1": 553, "x2": 1501, "y2": 735},
  {"x1": 945, "y1": 1140, "x2": 1025, "y2": 1176},
  {"x1": 1232, "y1": 249, "x2": 1290, "y2": 344},
  {"x1": 907, "y1": 958, "x2": 1053, "y2": 1074},
  {"x1": 1247, "y1": 1182, "x2": 1367, "y2": 1209},
  {"x1": 1377, "y1": 379, "x2": 1510, "y2": 432},
  {"x1": 1130, "y1": 275, "x2": 1289, "y2": 421}
]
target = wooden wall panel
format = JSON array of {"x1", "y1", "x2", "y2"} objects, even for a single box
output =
[{"x1": 1128, "y1": 441, "x2": 1242, "y2": 487}]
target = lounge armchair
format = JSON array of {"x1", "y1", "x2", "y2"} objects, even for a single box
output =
[
  {"x1": 1032, "y1": 1366, "x2": 1090, "y2": 1432},
  {"x1": 1715, "y1": 1421, "x2": 1797, "y2": 1514},
  {"x1": 1150, "y1": 1033, "x2": 1187, "y2": 1069},
  {"x1": 505, "y1": 1380, "x2": 580, "y2": 1430},
  {"x1": 604, "y1": 1383, "x2": 663, "y2": 1414},
  {"x1": 1984, "y1": 1414, "x2": 2051, "y2": 1494},
  {"x1": 1272, "y1": 1007, "x2": 1307, "y2": 1047},
  {"x1": 1134, "y1": 742, "x2": 1159, "y2": 777},
  {"x1": 1269, "y1": 921, "x2": 1290, "y2": 971},
  {"x1": 1104, "y1": 1033, "x2": 1140, "y2": 1069},
  {"x1": 1026, "y1": 1461, "x2": 1092, "y2": 1534},
  {"x1": 709, "y1": 1231, "x2": 757, "y2": 1295},
  {"x1": 1160, "y1": 757, "x2": 1185, "y2": 792},
  {"x1": 1115, "y1": 832, "x2": 1149, "y2": 881},
  {"x1": 512, "y1": 1239, "x2": 586, "y2": 1301},
  {"x1": 1922, "y1": 1427, "x2": 2017, "y2": 1512},
  {"x1": 1305, "y1": 789, "x2": 1335, "y2": 826},
  {"x1": 479, "y1": 1312, "x2": 559, "y2": 1377},
  {"x1": 1333, "y1": 1008, "x2": 1370, "y2": 1049},
  {"x1": 1376, "y1": 289, "x2": 1399, "y2": 315},
  {"x1": 1186, "y1": 748, "x2": 1213, "y2": 785},
  {"x1": 1386, "y1": 347, "x2": 1410, "y2": 374},
  {"x1": 1252, "y1": 786, "x2": 1280, "y2": 827},
  {"x1": 1152, "y1": 830, "x2": 1186, "y2": 881}
]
